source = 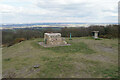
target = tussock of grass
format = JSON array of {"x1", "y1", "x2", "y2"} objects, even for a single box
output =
[
  {"x1": 95, "y1": 38, "x2": 102, "y2": 40},
  {"x1": 4, "y1": 58, "x2": 11, "y2": 61}
]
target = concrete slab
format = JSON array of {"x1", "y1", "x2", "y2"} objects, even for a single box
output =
[{"x1": 39, "y1": 42, "x2": 71, "y2": 47}]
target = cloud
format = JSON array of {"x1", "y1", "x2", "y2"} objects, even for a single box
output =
[
  {"x1": 0, "y1": 0, "x2": 119, "y2": 24},
  {"x1": 0, "y1": 4, "x2": 16, "y2": 13}
]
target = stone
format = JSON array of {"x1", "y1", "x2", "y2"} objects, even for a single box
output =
[
  {"x1": 44, "y1": 33, "x2": 67, "y2": 45},
  {"x1": 39, "y1": 33, "x2": 71, "y2": 47},
  {"x1": 33, "y1": 65, "x2": 39, "y2": 68}
]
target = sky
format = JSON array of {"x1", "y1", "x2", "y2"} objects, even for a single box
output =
[{"x1": 0, "y1": 0, "x2": 119, "y2": 24}]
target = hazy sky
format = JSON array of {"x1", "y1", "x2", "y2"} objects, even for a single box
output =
[{"x1": 0, "y1": 0, "x2": 119, "y2": 24}]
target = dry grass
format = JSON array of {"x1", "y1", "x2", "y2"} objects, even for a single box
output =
[{"x1": 2, "y1": 37, "x2": 118, "y2": 78}]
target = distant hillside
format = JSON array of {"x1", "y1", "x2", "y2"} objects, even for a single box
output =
[{"x1": 1, "y1": 22, "x2": 118, "y2": 28}]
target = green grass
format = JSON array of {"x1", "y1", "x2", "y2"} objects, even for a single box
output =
[
  {"x1": 111, "y1": 43, "x2": 118, "y2": 47},
  {"x1": 38, "y1": 56, "x2": 74, "y2": 78},
  {"x1": 45, "y1": 42, "x2": 95, "y2": 54},
  {"x1": 90, "y1": 65, "x2": 118, "y2": 78},
  {"x1": 2, "y1": 37, "x2": 118, "y2": 78},
  {"x1": 31, "y1": 39, "x2": 95, "y2": 54},
  {"x1": 4, "y1": 58, "x2": 11, "y2": 62},
  {"x1": 95, "y1": 38, "x2": 102, "y2": 40},
  {"x1": 85, "y1": 37, "x2": 95, "y2": 39},
  {"x1": 85, "y1": 37, "x2": 102, "y2": 40},
  {"x1": 102, "y1": 67, "x2": 118, "y2": 78},
  {"x1": 77, "y1": 58, "x2": 118, "y2": 78}
]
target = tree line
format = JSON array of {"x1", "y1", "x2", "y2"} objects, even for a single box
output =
[{"x1": 2, "y1": 25, "x2": 118, "y2": 47}]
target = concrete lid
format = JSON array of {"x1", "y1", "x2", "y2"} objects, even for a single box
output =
[
  {"x1": 45, "y1": 33, "x2": 61, "y2": 36},
  {"x1": 92, "y1": 31, "x2": 99, "y2": 32}
]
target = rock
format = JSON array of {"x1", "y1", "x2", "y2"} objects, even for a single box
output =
[
  {"x1": 44, "y1": 33, "x2": 67, "y2": 45},
  {"x1": 33, "y1": 65, "x2": 39, "y2": 69}
]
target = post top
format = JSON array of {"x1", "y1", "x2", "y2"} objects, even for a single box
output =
[
  {"x1": 45, "y1": 33, "x2": 61, "y2": 36},
  {"x1": 92, "y1": 31, "x2": 99, "y2": 33}
]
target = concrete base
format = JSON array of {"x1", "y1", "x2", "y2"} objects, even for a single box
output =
[{"x1": 39, "y1": 42, "x2": 71, "y2": 47}]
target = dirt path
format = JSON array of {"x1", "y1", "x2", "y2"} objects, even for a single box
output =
[{"x1": 95, "y1": 44, "x2": 117, "y2": 54}]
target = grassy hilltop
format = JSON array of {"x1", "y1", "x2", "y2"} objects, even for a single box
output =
[{"x1": 2, "y1": 37, "x2": 118, "y2": 78}]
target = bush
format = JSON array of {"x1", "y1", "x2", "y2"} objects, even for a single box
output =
[
  {"x1": 13, "y1": 38, "x2": 25, "y2": 44},
  {"x1": 5, "y1": 38, "x2": 26, "y2": 47}
]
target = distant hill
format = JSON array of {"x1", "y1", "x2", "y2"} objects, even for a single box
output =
[{"x1": 1, "y1": 23, "x2": 118, "y2": 28}]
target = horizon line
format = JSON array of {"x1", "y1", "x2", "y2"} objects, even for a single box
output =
[{"x1": 1, "y1": 22, "x2": 118, "y2": 25}]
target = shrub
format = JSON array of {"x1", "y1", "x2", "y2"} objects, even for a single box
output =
[{"x1": 13, "y1": 38, "x2": 25, "y2": 44}]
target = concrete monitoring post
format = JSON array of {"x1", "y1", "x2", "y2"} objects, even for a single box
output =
[{"x1": 92, "y1": 31, "x2": 99, "y2": 39}]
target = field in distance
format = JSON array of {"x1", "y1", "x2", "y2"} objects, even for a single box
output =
[{"x1": 2, "y1": 37, "x2": 118, "y2": 78}]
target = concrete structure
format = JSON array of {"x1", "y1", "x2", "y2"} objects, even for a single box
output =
[
  {"x1": 92, "y1": 31, "x2": 99, "y2": 39},
  {"x1": 44, "y1": 33, "x2": 67, "y2": 46}
]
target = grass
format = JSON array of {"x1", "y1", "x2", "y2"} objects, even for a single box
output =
[
  {"x1": 85, "y1": 62, "x2": 118, "y2": 78},
  {"x1": 102, "y1": 67, "x2": 118, "y2": 78},
  {"x1": 85, "y1": 37, "x2": 102, "y2": 40},
  {"x1": 45, "y1": 42, "x2": 95, "y2": 54},
  {"x1": 38, "y1": 56, "x2": 74, "y2": 78},
  {"x1": 2, "y1": 37, "x2": 118, "y2": 78},
  {"x1": 4, "y1": 58, "x2": 11, "y2": 62},
  {"x1": 95, "y1": 38, "x2": 102, "y2": 40},
  {"x1": 31, "y1": 38, "x2": 95, "y2": 54}
]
